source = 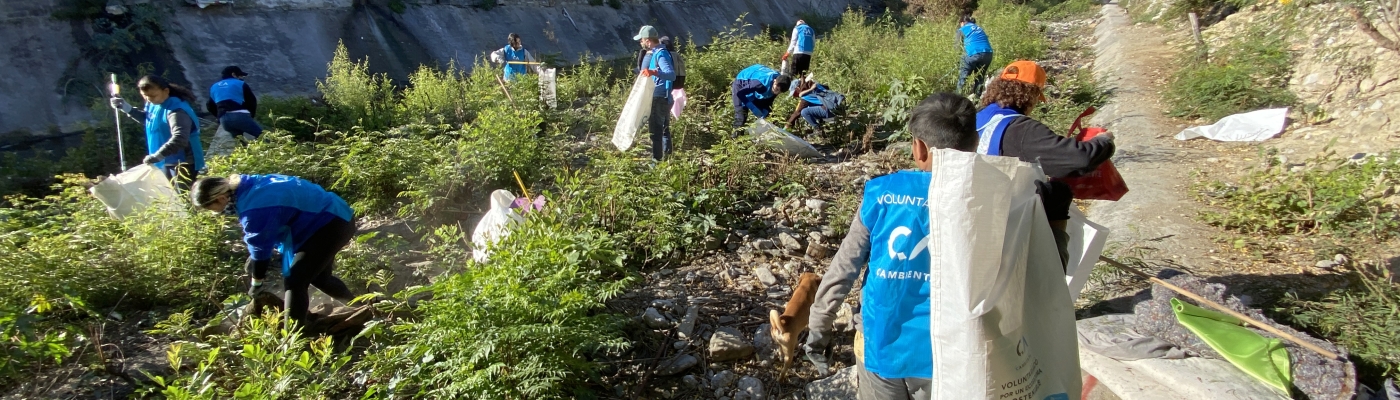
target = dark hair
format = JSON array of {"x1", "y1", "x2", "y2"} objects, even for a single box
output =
[
  {"x1": 960, "y1": 14, "x2": 976, "y2": 24},
  {"x1": 774, "y1": 74, "x2": 794, "y2": 93},
  {"x1": 979, "y1": 78, "x2": 1042, "y2": 113},
  {"x1": 137, "y1": 75, "x2": 197, "y2": 104},
  {"x1": 190, "y1": 176, "x2": 231, "y2": 207},
  {"x1": 507, "y1": 33, "x2": 522, "y2": 48},
  {"x1": 659, "y1": 36, "x2": 674, "y2": 51},
  {"x1": 908, "y1": 92, "x2": 978, "y2": 152}
]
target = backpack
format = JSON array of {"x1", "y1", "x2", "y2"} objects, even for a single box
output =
[{"x1": 815, "y1": 87, "x2": 845, "y2": 113}]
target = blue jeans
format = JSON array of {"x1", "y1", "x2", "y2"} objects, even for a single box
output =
[
  {"x1": 219, "y1": 112, "x2": 263, "y2": 139},
  {"x1": 800, "y1": 105, "x2": 833, "y2": 129},
  {"x1": 958, "y1": 52, "x2": 994, "y2": 94},
  {"x1": 649, "y1": 97, "x2": 672, "y2": 161}
]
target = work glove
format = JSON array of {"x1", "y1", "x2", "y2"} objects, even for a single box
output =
[
  {"x1": 142, "y1": 154, "x2": 161, "y2": 165},
  {"x1": 781, "y1": 52, "x2": 790, "y2": 61},
  {"x1": 640, "y1": 69, "x2": 656, "y2": 78},
  {"x1": 109, "y1": 97, "x2": 132, "y2": 114}
]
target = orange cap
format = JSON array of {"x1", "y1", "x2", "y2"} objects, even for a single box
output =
[{"x1": 999, "y1": 60, "x2": 1047, "y2": 101}]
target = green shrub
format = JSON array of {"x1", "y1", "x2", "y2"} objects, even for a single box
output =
[
  {"x1": 0, "y1": 175, "x2": 240, "y2": 311},
  {"x1": 0, "y1": 300, "x2": 76, "y2": 387},
  {"x1": 318, "y1": 43, "x2": 398, "y2": 131},
  {"x1": 1196, "y1": 150, "x2": 1400, "y2": 239},
  {"x1": 1166, "y1": 16, "x2": 1296, "y2": 121},
  {"x1": 360, "y1": 221, "x2": 633, "y2": 398}
]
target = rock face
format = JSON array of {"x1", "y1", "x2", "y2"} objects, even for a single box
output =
[
  {"x1": 708, "y1": 327, "x2": 755, "y2": 362},
  {"x1": 0, "y1": 0, "x2": 870, "y2": 137}
]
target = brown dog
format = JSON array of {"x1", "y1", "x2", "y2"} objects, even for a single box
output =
[{"x1": 769, "y1": 272, "x2": 822, "y2": 379}]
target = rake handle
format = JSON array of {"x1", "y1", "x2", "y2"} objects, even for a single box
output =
[{"x1": 1097, "y1": 255, "x2": 1342, "y2": 360}]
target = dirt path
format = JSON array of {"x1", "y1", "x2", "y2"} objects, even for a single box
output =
[{"x1": 1084, "y1": 2, "x2": 1235, "y2": 280}]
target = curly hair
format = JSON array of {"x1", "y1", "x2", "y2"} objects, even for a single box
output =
[{"x1": 979, "y1": 78, "x2": 1043, "y2": 113}]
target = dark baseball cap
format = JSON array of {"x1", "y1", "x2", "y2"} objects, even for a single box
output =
[{"x1": 221, "y1": 66, "x2": 248, "y2": 78}]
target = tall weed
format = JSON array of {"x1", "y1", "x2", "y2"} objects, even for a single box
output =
[
  {"x1": 1166, "y1": 14, "x2": 1297, "y2": 121},
  {"x1": 318, "y1": 43, "x2": 398, "y2": 130}
]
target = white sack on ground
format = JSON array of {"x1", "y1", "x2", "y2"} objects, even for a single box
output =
[
  {"x1": 1174, "y1": 108, "x2": 1288, "y2": 141},
  {"x1": 1065, "y1": 207, "x2": 1110, "y2": 302},
  {"x1": 747, "y1": 119, "x2": 822, "y2": 158},
  {"x1": 540, "y1": 68, "x2": 558, "y2": 109},
  {"x1": 89, "y1": 164, "x2": 187, "y2": 219},
  {"x1": 926, "y1": 149, "x2": 1080, "y2": 400},
  {"x1": 612, "y1": 75, "x2": 654, "y2": 151},
  {"x1": 472, "y1": 189, "x2": 526, "y2": 263}
]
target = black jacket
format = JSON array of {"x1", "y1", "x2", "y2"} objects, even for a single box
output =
[{"x1": 1000, "y1": 116, "x2": 1115, "y2": 221}]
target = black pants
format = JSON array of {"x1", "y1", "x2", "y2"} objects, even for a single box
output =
[
  {"x1": 731, "y1": 80, "x2": 776, "y2": 130},
  {"x1": 284, "y1": 217, "x2": 357, "y2": 326},
  {"x1": 790, "y1": 53, "x2": 812, "y2": 77},
  {"x1": 162, "y1": 162, "x2": 199, "y2": 192}
]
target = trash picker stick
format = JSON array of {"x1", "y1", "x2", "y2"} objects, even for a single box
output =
[
  {"x1": 494, "y1": 74, "x2": 516, "y2": 105},
  {"x1": 110, "y1": 74, "x2": 127, "y2": 171},
  {"x1": 1097, "y1": 255, "x2": 1342, "y2": 361},
  {"x1": 513, "y1": 170, "x2": 531, "y2": 200}
]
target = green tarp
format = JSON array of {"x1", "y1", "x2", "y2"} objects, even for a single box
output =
[{"x1": 1170, "y1": 298, "x2": 1292, "y2": 395}]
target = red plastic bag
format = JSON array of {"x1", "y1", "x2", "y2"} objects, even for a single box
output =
[{"x1": 1055, "y1": 107, "x2": 1129, "y2": 201}]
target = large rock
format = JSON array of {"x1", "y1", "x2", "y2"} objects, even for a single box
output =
[
  {"x1": 734, "y1": 376, "x2": 766, "y2": 400},
  {"x1": 753, "y1": 266, "x2": 778, "y2": 287},
  {"x1": 656, "y1": 354, "x2": 698, "y2": 376},
  {"x1": 712, "y1": 370, "x2": 738, "y2": 389},
  {"x1": 708, "y1": 327, "x2": 755, "y2": 362},
  {"x1": 643, "y1": 307, "x2": 670, "y2": 328},
  {"x1": 805, "y1": 366, "x2": 858, "y2": 400},
  {"x1": 677, "y1": 305, "x2": 699, "y2": 338},
  {"x1": 777, "y1": 232, "x2": 804, "y2": 251}
]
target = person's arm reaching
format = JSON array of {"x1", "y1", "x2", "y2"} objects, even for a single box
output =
[
  {"x1": 1003, "y1": 117, "x2": 1116, "y2": 178},
  {"x1": 239, "y1": 206, "x2": 295, "y2": 279},
  {"x1": 786, "y1": 25, "x2": 800, "y2": 56},
  {"x1": 243, "y1": 83, "x2": 258, "y2": 117},
  {"x1": 146, "y1": 109, "x2": 194, "y2": 163},
  {"x1": 806, "y1": 206, "x2": 871, "y2": 352},
  {"x1": 206, "y1": 98, "x2": 219, "y2": 116}
]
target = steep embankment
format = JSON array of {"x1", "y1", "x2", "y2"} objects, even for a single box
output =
[{"x1": 0, "y1": 0, "x2": 866, "y2": 138}]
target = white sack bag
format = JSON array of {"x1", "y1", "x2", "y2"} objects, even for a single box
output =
[
  {"x1": 926, "y1": 149, "x2": 1080, "y2": 400},
  {"x1": 612, "y1": 75, "x2": 654, "y2": 151},
  {"x1": 472, "y1": 189, "x2": 526, "y2": 263},
  {"x1": 1064, "y1": 207, "x2": 1110, "y2": 302},
  {"x1": 540, "y1": 68, "x2": 559, "y2": 109},
  {"x1": 89, "y1": 164, "x2": 187, "y2": 219},
  {"x1": 1174, "y1": 108, "x2": 1288, "y2": 142},
  {"x1": 747, "y1": 119, "x2": 822, "y2": 158}
]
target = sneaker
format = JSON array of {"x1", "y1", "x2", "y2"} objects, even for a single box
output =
[{"x1": 805, "y1": 347, "x2": 832, "y2": 376}]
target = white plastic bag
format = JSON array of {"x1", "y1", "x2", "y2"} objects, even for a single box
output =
[
  {"x1": 472, "y1": 189, "x2": 525, "y2": 263},
  {"x1": 612, "y1": 75, "x2": 654, "y2": 151},
  {"x1": 89, "y1": 164, "x2": 187, "y2": 219},
  {"x1": 747, "y1": 119, "x2": 822, "y2": 158},
  {"x1": 670, "y1": 88, "x2": 687, "y2": 119},
  {"x1": 1174, "y1": 108, "x2": 1288, "y2": 141},
  {"x1": 540, "y1": 68, "x2": 558, "y2": 109},
  {"x1": 1064, "y1": 207, "x2": 1110, "y2": 302},
  {"x1": 926, "y1": 149, "x2": 1080, "y2": 400},
  {"x1": 206, "y1": 126, "x2": 237, "y2": 157}
]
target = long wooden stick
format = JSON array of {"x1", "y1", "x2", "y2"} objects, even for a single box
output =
[{"x1": 1097, "y1": 255, "x2": 1342, "y2": 360}]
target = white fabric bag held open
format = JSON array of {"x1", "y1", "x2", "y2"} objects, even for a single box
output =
[
  {"x1": 612, "y1": 75, "x2": 654, "y2": 151},
  {"x1": 926, "y1": 149, "x2": 1080, "y2": 400},
  {"x1": 89, "y1": 164, "x2": 187, "y2": 219}
]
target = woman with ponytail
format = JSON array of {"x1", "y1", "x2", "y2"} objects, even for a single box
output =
[{"x1": 110, "y1": 75, "x2": 206, "y2": 188}]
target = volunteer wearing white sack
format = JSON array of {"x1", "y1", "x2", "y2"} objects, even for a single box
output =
[{"x1": 805, "y1": 93, "x2": 980, "y2": 399}]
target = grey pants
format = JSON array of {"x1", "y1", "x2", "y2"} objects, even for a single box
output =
[{"x1": 858, "y1": 364, "x2": 931, "y2": 400}]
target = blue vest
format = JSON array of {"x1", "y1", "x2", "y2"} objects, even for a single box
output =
[
  {"x1": 144, "y1": 97, "x2": 205, "y2": 171},
  {"x1": 800, "y1": 84, "x2": 829, "y2": 106},
  {"x1": 503, "y1": 45, "x2": 528, "y2": 81},
  {"x1": 209, "y1": 78, "x2": 245, "y2": 104},
  {"x1": 793, "y1": 24, "x2": 815, "y2": 54},
  {"x1": 975, "y1": 103, "x2": 1023, "y2": 156},
  {"x1": 234, "y1": 174, "x2": 354, "y2": 275},
  {"x1": 859, "y1": 170, "x2": 934, "y2": 379},
  {"x1": 648, "y1": 48, "x2": 674, "y2": 99},
  {"x1": 960, "y1": 23, "x2": 993, "y2": 56},
  {"x1": 736, "y1": 64, "x2": 778, "y2": 100}
]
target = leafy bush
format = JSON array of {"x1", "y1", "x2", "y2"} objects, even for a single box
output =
[
  {"x1": 318, "y1": 43, "x2": 398, "y2": 131},
  {"x1": 0, "y1": 300, "x2": 76, "y2": 387},
  {"x1": 1282, "y1": 269, "x2": 1400, "y2": 387},
  {"x1": 1196, "y1": 150, "x2": 1400, "y2": 239},
  {"x1": 360, "y1": 221, "x2": 633, "y2": 398},
  {"x1": 1166, "y1": 16, "x2": 1297, "y2": 121},
  {"x1": 0, "y1": 175, "x2": 241, "y2": 311}
]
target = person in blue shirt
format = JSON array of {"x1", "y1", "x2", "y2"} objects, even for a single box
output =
[
  {"x1": 805, "y1": 93, "x2": 979, "y2": 399},
  {"x1": 206, "y1": 66, "x2": 263, "y2": 142},
  {"x1": 632, "y1": 25, "x2": 677, "y2": 160},
  {"x1": 782, "y1": 19, "x2": 817, "y2": 76},
  {"x1": 730, "y1": 64, "x2": 794, "y2": 134},
  {"x1": 490, "y1": 33, "x2": 542, "y2": 82},
  {"x1": 784, "y1": 77, "x2": 841, "y2": 136},
  {"x1": 957, "y1": 14, "x2": 995, "y2": 95},
  {"x1": 190, "y1": 174, "x2": 359, "y2": 328},
  {"x1": 109, "y1": 75, "x2": 205, "y2": 188}
]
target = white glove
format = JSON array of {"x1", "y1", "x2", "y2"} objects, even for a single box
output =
[{"x1": 109, "y1": 97, "x2": 132, "y2": 114}]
